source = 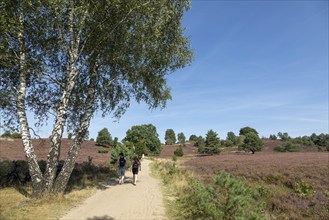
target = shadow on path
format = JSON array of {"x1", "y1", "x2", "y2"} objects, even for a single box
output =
[
  {"x1": 86, "y1": 215, "x2": 114, "y2": 220},
  {"x1": 96, "y1": 177, "x2": 134, "y2": 190}
]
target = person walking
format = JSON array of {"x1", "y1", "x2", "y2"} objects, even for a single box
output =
[
  {"x1": 131, "y1": 156, "x2": 141, "y2": 186},
  {"x1": 117, "y1": 153, "x2": 126, "y2": 184}
]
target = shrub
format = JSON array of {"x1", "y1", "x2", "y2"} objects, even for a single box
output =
[
  {"x1": 109, "y1": 142, "x2": 134, "y2": 169},
  {"x1": 178, "y1": 178, "x2": 220, "y2": 219},
  {"x1": 1, "y1": 131, "x2": 11, "y2": 138},
  {"x1": 98, "y1": 149, "x2": 109, "y2": 154},
  {"x1": 174, "y1": 146, "x2": 183, "y2": 157},
  {"x1": 295, "y1": 181, "x2": 313, "y2": 198},
  {"x1": 269, "y1": 134, "x2": 277, "y2": 140},
  {"x1": 213, "y1": 171, "x2": 266, "y2": 219},
  {"x1": 274, "y1": 143, "x2": 301, "y2": 152},
  {"x1": 11, "y1": 132, "x2": 22, "y2": 139},
  {"x1": 177, "y1": 171, "x2": 266, "y2": 220}
]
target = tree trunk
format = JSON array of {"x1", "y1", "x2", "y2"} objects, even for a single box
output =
[
  {"x1": 16, "y1": 6, "x2": 44, "y2": 197},
  {"x1": 53, "y1": 60, "x2": 99, "y2": 193},
  {"x1": 43, "y1": 2, "x2": 81, "y2": 193}
]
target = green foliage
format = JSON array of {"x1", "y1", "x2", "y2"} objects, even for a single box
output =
[
  {"x1": 213, "y1": 171, "x2": 266, "y2": 219},
  {"x1": 179, "y1": 178, "x2": 220, "y2": 219},
  {"x1": 239, "y1": 127, "x2": 259, "y2": 136},
  {"x1": 96, "y1": 128, "x2": 113, "y2": 147},
  {"x1": 1, "y1": 131, "x2": 11, "y2": 138},
  {"x1": 98, "y1": 149, "x2": 109, "y2": 154},
  {"x1": 177, "y1": 132, "x2": 186, "y2": 145},
  {"x1": 11, "y1": 132, "x2": 22, "y2": 139},
  {"x1": 195, "y1": 136, "x2": 206, "y2": 153},
  {"x1": 124, "y1": 124, "x2": 162, "y2": 154},
  {"x1": 241, "y1": 132, "x2": 263, "y2": 154},
  {"x1": 295, "y1": 181, "x2": 313, "y2": 198},
  {"x1": 274, "y1": 142, "x2": 301, "y2": 152},
  {"x1": 226, "y1": 131, "x2": 238, "y2": 145},
  {"x1": 204, "y1": 129, "x2": 220, "y2": 154},
  {"x1": 269, "y1": 134, "x2": 277, "y2": 140},
  {"x1": 174, "y1": 146, "x2": 184, "y2": 157},
  {"x1": 165, "y1": 129, "x2": 176, "y2": 145},
  {"x1": 109, "y1": 143, "x2": 134, "y2": 169},
  {"x1": 177, "y1": 171, "x2": 266, "y2": 220},
  {"x1": 134, "y1": 140, "x2": 149, "y2": 157},
  {"x1": 68, "y1": 133, "x2": 73, "y2": 140},
  {"x1": 1, "y1": 0, "x2": 193, "y2": 131},
  {"x1": 189, "y1": 134, "x2": 198, "y2": 142},
  {"x1": 277, "y1": 132, "x2": 290, "y2": 141},
  {"x1": 224, "y1": 140, "x2": 234, "y2": 147}
]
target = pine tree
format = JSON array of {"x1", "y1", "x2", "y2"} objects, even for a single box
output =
[{"x1": 205, "y1": 130, "x2": 220, "y2": 154}]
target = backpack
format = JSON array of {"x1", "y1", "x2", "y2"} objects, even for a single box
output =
[
  {"x1": 133, "y1": 161, "x2": 139, "y2": 169},
  {"x1": 119, "y1": 156, "x2": 126, "y2": 167}
]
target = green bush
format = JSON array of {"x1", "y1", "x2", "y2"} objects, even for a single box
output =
[
  {"x1": 274, "y1": 143, "x2": 301, "y2": 152},
  {"x1": 178, "y1": 178, "x2": 220, "y2": 219},
  {"x1": 176, "y1": 171, "x2": 266, "y2": 220},
  {"x1": 174, "y1": 146, "x2": 184, "y2": 157},
  {"x1": 0, "y1": 161, "x2": 14, "y2": 186},
  {"x1": 109, "y1": 142, "x2": 134, "y2": 169},
  {"x1": 295, "y1": 181, "x2": 313, "y2": 198},
  {"x1": 98, "y1": 149, "x2": 109, "y2": 154},
  {"x1": 11, "y1": 132, "x2": 22, "y2": 139}
]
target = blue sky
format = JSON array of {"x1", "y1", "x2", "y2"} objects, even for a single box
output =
[
  {"x1": 7, "y1": 0, "x2": 328, "y2": 142},
  {"x1": 89, "y1": 0, "x2": 328, "y2": 142}
]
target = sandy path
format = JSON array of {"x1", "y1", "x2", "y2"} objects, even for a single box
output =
[{"x1": 60, "y1": 159, "x2": 166, "y2": 220}]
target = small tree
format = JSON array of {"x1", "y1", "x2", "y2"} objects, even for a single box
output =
[
  {"x1": 1, "y1": 131, "x2": 11, "y2": 138},
  {"x1": 174, "y1": 145, "x2": 184, "y2": 157},
  {"x1": 165, "y1": 129, "x2": 176, "y2": 145},
  {"x1": 226, "y1": 132, "x2": 237, "y2": 146},
  {"x1": 177, "y1": 132, "x2": 186, "y2": 145},
  {"x1": 68, "y1": 133, "x2": 73, "y2": 140},
  {"x1": 239, "y1": 127, "x2": 258, "y2": 136},
  {"x1": 96, "y1": 128, "x2": 113, "y2": 147},
  {"x1": 241, "y1": 132, "x2": 263, "y2": 154},
  {"x1": 11, "y1": 132, "x2": 22, "y2": 139},
  {"x1": 205, "y1": 130, "x2": 220, "y2": 154},
  {"x1": 195, "y1": 136, "x2": 206, "y2": 153},
  {"x1": 189, "y1": 134, "x2": 198, "y2": 142},
  {"x1": 110, "y1": 142, "x2": 134, "y2": 169},
  {"x1": 124, "y1": 124, "x2": 162, "y2": 154},
  {"x1": 277, "y1": 132, "x2": 290, "y2": 141},
  {"x1": 269, "y1": 134, "x2": 277, "y2": 140}
]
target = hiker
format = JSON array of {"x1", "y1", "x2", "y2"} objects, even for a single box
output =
[
  {"x1": 117, "y1": 153, "x2": 126, "y2": 184},
  {"x1": 131, "y1": 156, "x2": 141, "y2": 185}
]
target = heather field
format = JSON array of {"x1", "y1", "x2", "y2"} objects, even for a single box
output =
[
  {"x1": 159, "y1": 142, "x2": 329, "y2": 219},
  {"x1": 1, "y1": 138, "x2": 328, "y2": 219}
]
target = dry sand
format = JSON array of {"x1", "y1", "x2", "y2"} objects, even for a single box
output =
[{"x1": 60, "y1": 159, "x2": 166, "y2": 220}]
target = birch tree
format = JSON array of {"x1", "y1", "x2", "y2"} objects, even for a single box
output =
[{"x1": 0, "y1": 0, "x2": 192, "y2": 197}]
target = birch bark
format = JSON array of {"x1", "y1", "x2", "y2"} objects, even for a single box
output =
[
  {"x1": 53, "y1": 60, "x2": 99, "y2": 193},
  {"x1": 16, "y1": 6, "x2": 44, "y2": 197},
  {"x1": 43, "y1": 2, "x2": 82, "y2": 192}
]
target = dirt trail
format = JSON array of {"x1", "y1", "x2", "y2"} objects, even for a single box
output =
[{"x1": 60, "y1": 159, "x2": 166, "y2": 220}]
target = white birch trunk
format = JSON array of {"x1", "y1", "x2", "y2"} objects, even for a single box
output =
[
  {"x1": 53, "y1": 60, "x2": 99, "y2": 193},
  {"x1": 43, "y1": 2, "x2": 80, "y2": 192},
  {"x1": 16, "y1": 6, "x2": 44, "y2": 197}
]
